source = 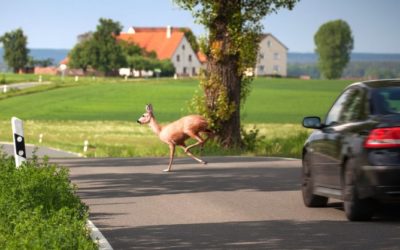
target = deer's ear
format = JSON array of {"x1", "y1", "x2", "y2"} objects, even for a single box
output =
[{"x1": 146, "y1": 104, "x2": 153, "y2": 113}]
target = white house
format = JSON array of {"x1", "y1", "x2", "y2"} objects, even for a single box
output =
[{"x1": 255, "y1": 33, "x2": 288, "y2": 77}]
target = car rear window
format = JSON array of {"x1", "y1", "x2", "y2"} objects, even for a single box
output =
[{"x1": 371, "y1": 87, "x2": 400, "y2": 115}]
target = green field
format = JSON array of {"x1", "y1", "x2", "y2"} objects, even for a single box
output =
[
  {"x1": 0, "y1": 76, "x2": 354, "y2": 158},
  {"x1": 0, "y1": 77, "x2": 352, "y2": 123}
]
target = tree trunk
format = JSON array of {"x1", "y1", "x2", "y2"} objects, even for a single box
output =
[
  {"x1": 206, "y1": 0, "x2": 242, "y2": 148},
  {"x1": 220, "y1": 64, "x2": 242, "y2": 147}
]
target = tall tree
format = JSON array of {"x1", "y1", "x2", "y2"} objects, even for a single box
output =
[
  {"x1": 175, "y1": 0, "x2": 298, "y2": 148},
  {"x1": 0, "y1": 28, "x2": 29, "y2": 73},
  {"x1": 68, "y1": 39, "x2": 92, "y2": 73},
  {"x1": 314, "y1": 20, "x2": 354, "y2": 79},
  {"x1": 90, "y1": 18, "x2": 126, "y2": 76}
]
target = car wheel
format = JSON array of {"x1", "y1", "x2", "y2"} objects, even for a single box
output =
[
  {"x1": 343, "y1": 159, "x2": 375, "y2": 221},
  {"x1": 302, "y1": 152, "x2": 328, "y2": 207}
]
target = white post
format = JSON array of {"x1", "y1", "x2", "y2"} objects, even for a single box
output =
[
  {"x1": 2, "y1": 85, "x2": 7, "y2": 93},
  {"x1": 38, "y1": 75, "x2": 42, "y2": 83},
  {"x1": 84, "y1": 140, "x2": 89, "y2": 152},
  {"x1": 11, "y1": 117, "x2": 27, "y2": 168},
  {"x1": 75, "y1": 76, "x2": 79, "y2": 82},
  {"x1": 39, "y1": 133, "x2": 43, "y2": 143}
]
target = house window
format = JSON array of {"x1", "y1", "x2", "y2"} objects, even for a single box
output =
[
  {"x1": 273, "y1": 65, "x2": 280, "y2": 73},
  {"x1": 259, "y1": 53, "x2": 264, "y2": 60},
  {"x1": 188, "y1": 55, "x2": 192, "y2": 62},
  {"x1": 192, "y1": 67, "x2": 196, "y2": 76},
  {"x1": 183, "y1": 67, "x2": 187, "y2": 74},
  {"x1": 258, "y1": 65, "x2": 265, "y2": 72},
  {"x1": 267, "y1": 40, "x2": 271, "y2": 48},
  {"x1": 274, "y1": 53, "x2": 280, "y2": 60},
  {"x1": 176, "y1": 55, "x2": 180, "y2": 62},
  {"x1": 182, "y1": 45, "x2": 185, "y2": 50}
]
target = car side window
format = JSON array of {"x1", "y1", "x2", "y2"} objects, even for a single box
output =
[
  {"x1": 339, "y1": 88, "x2": 366, "y2": 123},
  {"x1": 325, "y1": 88, "x2": 366, "y2": 126},
  {"x1": 371, "y1": 87, "x2": 400, "y2": 115}
]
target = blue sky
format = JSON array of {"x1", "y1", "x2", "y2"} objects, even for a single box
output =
[{"x1": 1, "y1": 0, "x2": 399, "y2": 53}]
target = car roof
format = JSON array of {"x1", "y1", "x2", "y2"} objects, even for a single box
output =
[{"x1": 347, "y1": 79, "x2": 400, "y2": 90}]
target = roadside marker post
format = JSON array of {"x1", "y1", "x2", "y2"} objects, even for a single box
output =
[
  {"x1": 11, "y1": 117, "x2": 27, "y2": 168},
  {"x1": 3, "y1": 85, "x2": 7, "y2": 93},
  {"x1": 84, "y1": 140, "x2": 89, "y2": 152}
]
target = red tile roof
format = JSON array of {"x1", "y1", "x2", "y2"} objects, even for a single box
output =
[
  {"x1": 60, "y1": 57, "x2": 69, "y2": 65},
  {"x1": 197, "y1": 51, "x2": 207, "y2": 63},
  {"x1": 117, "y1": 27, "x2": 185, "y2": 60}
]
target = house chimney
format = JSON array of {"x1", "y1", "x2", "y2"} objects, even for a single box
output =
[{"x1": 166, "y1": 25, "x2": 172, "y2": 39}]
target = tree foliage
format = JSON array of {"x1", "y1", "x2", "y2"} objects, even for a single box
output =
[
  {"x1": 69, "y1": 18, "x2": 126, "y2": 75},
  {"x1": 68, "y1": 40, "x2": 93, "y2": 73},
  {"x1": 27, "y1": 57, "x2": 54, "y2": 67},
  {"x1": 175, "y1": 0, "x2": 299, "y2": 147},
  {"x1": 314, "y1": 19, "x2": 354, "y2": 79},
  {"x1": 0, "y1": 29, "x2": 29, "y2": 73},
  {"x1": 90, "y1": 18, "x2": 126, "y2": 75}
]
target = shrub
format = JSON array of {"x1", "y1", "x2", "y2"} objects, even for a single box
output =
[
  {"x1": 0, "y1": 152, "x2": 97, "y2": 249},
  {"x1": 241, "y1": 126, "x2": 265, "y2": 151}
]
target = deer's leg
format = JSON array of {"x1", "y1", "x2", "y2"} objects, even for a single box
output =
[
  {"x1": 164, "y1": 144, "x2": 175, "y2": 172},
  {"x1": 184, "y1": 133, "x2": 206, "y2": 153},
  {"x1": 179, "y1": 144, "x2": 207, "y2": 165}
]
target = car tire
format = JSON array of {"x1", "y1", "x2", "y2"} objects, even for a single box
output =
[
  {"x1": 343, "y1": 159, "x2": 375, "y2": 221},
  {"x1": 302, "y1": 153, "x2": 328, "y2": 207}
]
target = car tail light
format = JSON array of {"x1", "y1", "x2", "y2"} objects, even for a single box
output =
[{"x1": 365, "y1": 127, "x2": 400, "y2": 148}]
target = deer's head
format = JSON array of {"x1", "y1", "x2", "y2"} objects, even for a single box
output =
[{"x1": 137, "y1": 104, "x2": 153, "y2": 124}]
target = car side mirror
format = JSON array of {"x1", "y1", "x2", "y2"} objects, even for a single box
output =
[{"x1": 302, "y1": 116, "x2": 322, "y2": 129}]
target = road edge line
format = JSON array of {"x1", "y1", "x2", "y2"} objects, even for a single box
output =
[{"x1": 87, "y1": 220, "x2": 113, "y2": 250}]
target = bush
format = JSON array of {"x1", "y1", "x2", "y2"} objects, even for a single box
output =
[
  {"x1": 241, "y1": 126, "x2": 265, "y2": 151},
  {"x1": 0, "y1": 151, "x2": 97, "y2": 249}
]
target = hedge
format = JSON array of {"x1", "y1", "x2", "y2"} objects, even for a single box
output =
[{"x1": 0, "y1": 150, "x2": 97, "y2": 249}]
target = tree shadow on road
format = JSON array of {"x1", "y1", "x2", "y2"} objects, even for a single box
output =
[
  {"x1": 98, "y1": 219, "x2": 400, "y2": 250},
  {"x1": 71, "y1": 165, "x2": 301, "y2": 199}
]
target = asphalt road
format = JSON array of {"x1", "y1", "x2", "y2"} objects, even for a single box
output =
[
  {"x1": 52, "y1": 156, "x2": 400, "y2": 250},
  {"x1": 0, "y1": 142, "x2": 80, "y2": 158},
  {"x1": 1, "y1": 81, "x2": 51, "y2": 92}
]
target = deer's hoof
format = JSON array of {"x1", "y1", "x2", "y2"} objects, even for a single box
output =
[
  {"x1": 201, "y1": 161, "x2": 208, "y2": 165},
  {"x1": 163, "y1": 169, "x2": 172, "y2": 172}
]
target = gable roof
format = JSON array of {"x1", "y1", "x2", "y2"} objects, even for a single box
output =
[
  {"x1": 261, "y1": 33, "x2": 288, "y2": 50},
  {"x1": 117, "y1": 27, "x2": 186, "y2": 60}
]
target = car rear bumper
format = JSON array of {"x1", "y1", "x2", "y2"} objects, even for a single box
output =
[{"x1": 359, "y1": 165, "x2": 400, "y2": 201}]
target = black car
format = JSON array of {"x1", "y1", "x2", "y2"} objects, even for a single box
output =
[{"x1": 302, "y1": 79, "x2": 400, "y2": 221}]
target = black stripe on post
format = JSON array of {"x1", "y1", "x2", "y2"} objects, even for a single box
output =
[{"x1": 14, "y1": 133, "x2": 26, "y2": 159}]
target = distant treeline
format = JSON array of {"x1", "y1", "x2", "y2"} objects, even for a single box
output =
[
  {"x1": 288, "y1": 52, "x2": 400, "y2": 63},
  {"x1": 288, "y1": 61, "x2": 400, "y2": 79}
]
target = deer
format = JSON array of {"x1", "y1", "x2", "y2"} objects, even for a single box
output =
[{"x1": 137, "y1": 104, "x2": 213, "y2": 172}]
